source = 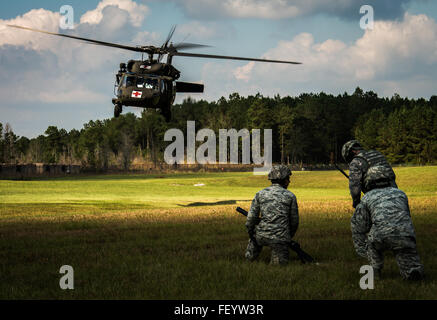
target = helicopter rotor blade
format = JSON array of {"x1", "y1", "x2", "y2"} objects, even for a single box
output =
[
  {"x1": 7, "y1": 24, "x2": 153, "y2": 54},
  {"x1": 163, "y1": 25, "x2": 177, "y2": 48},
  {"x1": 7, "y1": 24, "x2": 301, "y2": 64},
  {"x1": 172, "y1": 43, "x2": 211, "y2": 50},
  {"x1": 172, "y1": 51, "x2": 302, "y2": 65},
  {"x1": 158, "y1": 42, "x2": 210, "y2": 62},
  {"x1": 159, "y1": 25, "x2": 178, "y2": 62}
]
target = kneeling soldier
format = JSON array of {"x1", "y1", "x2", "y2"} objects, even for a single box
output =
[
  {"x1": 245, "y1": 165, "x2": 299, "y2": 265},
  {"x1": 341, "y1": 140, "x2": 397, "y2": 209},
  {"x1": 351, "y1": 166, "x2": 425, "y2": 280}
]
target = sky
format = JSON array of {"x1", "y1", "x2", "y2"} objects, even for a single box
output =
[{"x1": 1, "y1": 0, "x2": 437, "y2": 138}]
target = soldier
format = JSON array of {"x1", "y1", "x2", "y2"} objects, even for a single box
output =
[
  {"x1": 351, "y1": 166, "x2": 425, "y2": 280},
  {"x1": 342, "y1": 140, "x2": 397, "y2": 208},
  {"x1": 245, "y1": 165, "x2": 299, "y2": 265},
  {"x1": 116, "y1": 63, "x2": 126, "y2": 85}
]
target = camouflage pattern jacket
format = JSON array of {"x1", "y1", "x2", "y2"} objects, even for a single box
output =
[
  {"x1": 246, "y1": 183, "x2": 299, "y2": 243},
  {"x1": 350, "y1": 187, "x2": 416, "y2": 257},
  {"x1": 349, "y1": 150, "x2": 397, "y2": 206}
]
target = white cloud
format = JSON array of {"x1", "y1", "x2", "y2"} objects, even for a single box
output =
[
  {"x1": 349, "y1": 13, "x2": 437, "y2": 77},
  {"x1": 80, "y1": 0, "x2": 149, "y2": 27},
  {"x1": 0, "y1": 9, "x2": 60, "y2": 50},
  {"x1": 234, "y1": 61, "x2": 255, "y2": 81},
  {"x1": 202, "y1": 13, "x2": 437, "y2": 100},
  {"x1": 0, "y1": 0, "x2": 152, "y2": 108}
]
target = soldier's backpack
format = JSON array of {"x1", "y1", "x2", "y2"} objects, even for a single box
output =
[{"x1": 355, "y1": 150, "x2": 396, "y2": 192}]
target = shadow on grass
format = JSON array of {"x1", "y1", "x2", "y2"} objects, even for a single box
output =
[{"x1": 179, "y1": 200, "x2": 251, "y2": 207}]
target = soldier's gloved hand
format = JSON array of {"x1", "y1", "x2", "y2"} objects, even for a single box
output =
[{"x1": 352, "y1": 199, "x2": 360, "y2": 209}]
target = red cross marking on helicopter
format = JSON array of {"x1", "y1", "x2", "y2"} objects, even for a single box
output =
[{"x1": 132, "y1": 91, "x2": 142, "y2": 98}]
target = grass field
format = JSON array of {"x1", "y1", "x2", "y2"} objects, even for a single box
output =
[{"x1": 1, "y1": 167, "x2": 436, "y2": 299}]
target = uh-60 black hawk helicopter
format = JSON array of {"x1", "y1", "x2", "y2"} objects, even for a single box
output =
[{"x1": 8, "y1": 25, "x2": 301, "y2": 121}]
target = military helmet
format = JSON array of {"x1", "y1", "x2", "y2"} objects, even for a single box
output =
[
  {"x1": 364, "y1": 165, "x2": 392, "y2": 191},
  {"x1": 341, "y1": 140, "x2": 362, "y2": 162},
  {"x1": 268, "y1": 165, "x2": 292, "y2": 180}
]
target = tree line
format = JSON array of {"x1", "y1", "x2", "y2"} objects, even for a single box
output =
[{"x1": 1, "y1": 87, "x2": 436, "y2": 169}]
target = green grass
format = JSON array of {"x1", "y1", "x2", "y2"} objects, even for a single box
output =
[{"x1": 0, "y1": 167, "x2": 436, "y2": 299}]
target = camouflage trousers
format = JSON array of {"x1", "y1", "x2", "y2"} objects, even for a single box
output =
[
  {"x1": 245, "y1": 236, "x2": 289, "y2": 265},
  {"x1": 367, "y1": 236, "x2": 424, "y2": 280}
]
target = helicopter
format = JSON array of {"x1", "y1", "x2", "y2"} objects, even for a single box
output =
[{"x1": 7, "y1": 25, "x2": 301, "y2": 121}]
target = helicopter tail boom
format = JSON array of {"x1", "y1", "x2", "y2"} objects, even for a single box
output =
[{"x1": 175, "y1": 81, "x2": 204, "y2": 93}]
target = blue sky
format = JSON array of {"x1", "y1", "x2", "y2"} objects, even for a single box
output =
[{"x1": 1, "y1": 0, "x2": 437, "y2": 138}]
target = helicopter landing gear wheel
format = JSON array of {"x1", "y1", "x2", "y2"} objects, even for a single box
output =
[{"x1": 114, "y1": 103, "x2": 122, "y2": 118}]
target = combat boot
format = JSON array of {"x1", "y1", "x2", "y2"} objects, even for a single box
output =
[{"x1": 406, "y1": 269, "x2": 424, "y2": 281}]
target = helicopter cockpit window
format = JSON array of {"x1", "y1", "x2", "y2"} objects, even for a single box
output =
[
  {"x1": 144, "y1": 78, "x2": 159, "y2": 90},
  {"x1": 136, "y1": 77, "x2": 145, "y2": 88},
  {"x1": 123, "y1": 76, "x2": 136, "y2": 88}
]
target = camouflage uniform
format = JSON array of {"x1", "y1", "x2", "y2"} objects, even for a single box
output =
[
  {"x1": 245, "y1": 165, "x2": 299, "y2": 265},
  {"x1": 351, "y1": 187, "x2": 424, "y2": 280},
  {"x1": 342, "y1": 140, "x2": 397, "y2": 208}
]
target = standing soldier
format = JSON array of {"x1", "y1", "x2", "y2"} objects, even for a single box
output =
[
  {"x1": 245, "y1": 165, "x2": 299, "y2": 265},
  {"x1": 341, "y1": 140, "x2": 397, "y2": 208},
  {"x1": 351, "y1": 166, "x2": 425, "y2": 280}
]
